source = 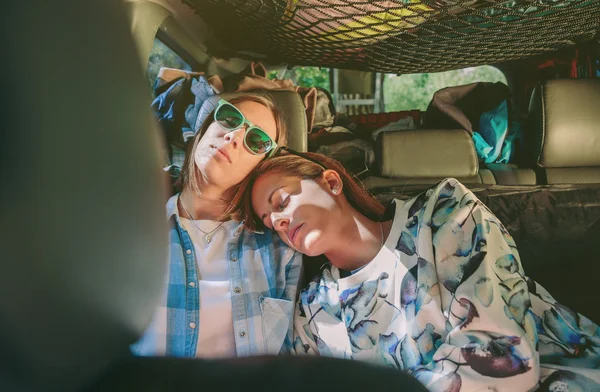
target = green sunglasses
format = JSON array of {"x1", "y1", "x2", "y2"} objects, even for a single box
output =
[{"x1": 214, "y1": 99, "x2": 278, "y2": 156}]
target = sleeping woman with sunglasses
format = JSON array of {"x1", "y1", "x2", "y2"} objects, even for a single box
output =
[
  {"x1": 132, "y1": 92, "x2": 302, "y2": 358},
  {"x1": 237, "y1": 150, "x2": 600, "y2": 391}
]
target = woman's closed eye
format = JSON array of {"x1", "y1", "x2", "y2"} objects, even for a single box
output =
[
  {"x1": 277, "y1": 195, "x2": 290, "y2": 212},
  {"x1": 260, "y1": 195, "x2": 288, "y2": 229}
]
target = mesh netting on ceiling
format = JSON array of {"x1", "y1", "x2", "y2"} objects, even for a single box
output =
[{"x1": 182, "y1": 0, "x2": 600, "y2": 74}]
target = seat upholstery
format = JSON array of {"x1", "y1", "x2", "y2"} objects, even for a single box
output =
[
  {"x1": 377, "y1": 128, "x2": 479, "y2": 178},
  {"x1": 221, "y1": 90, "x2": 308, "y2": 152},
  {"x1": 542, "y1": 167, "x2": 600, "y2": 184},
  {"x1": 527, "y1": 79, "x2": 600, "y2": 184},
  {"x1": 364, "y1": 129, "x2": 495, "y2": 190},
  {"x1": 485, "y1": 163, "x2": 537, "y2": 186},
  {"x1": 363, "y1": 172, "x2": 493, "y2": 189},
  {"x1": 1, "y1": 0, "x2": 169, "y2": 390}
]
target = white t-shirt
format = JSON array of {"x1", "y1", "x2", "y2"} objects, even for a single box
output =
[{"x1": 180, "y1": 217, "x2": 238, "y2": 358}]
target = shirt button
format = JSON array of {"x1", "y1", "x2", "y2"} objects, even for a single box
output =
[
  {"x1": 189, "y1": 322, "x2": 196, "y2": 329},
  {"x1": 189, "y1": 281, "x2": 196, "y2": 287},
  {"x1": 231, "y1": 257, "x2": 238, "y2": 262},
  {"x1": 234, "y1": 287, "x2": 242, "y2": 294},
  {"x1": 239, "y1": 330, "x2": 246, "y2": 338},
  {"x1": 186, "y1": 249, "x2": 192, "y2": 255}
]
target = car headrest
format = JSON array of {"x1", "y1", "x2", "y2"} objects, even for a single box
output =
[
  {"x1": 221, "y1": 90, "x2": 308, "y2": 152},
  {"x1": 1, "y1": 0, "x2": 168, "y2": 390},
  {"x1": 528, "y1": 79, "x2": 600, "y2": 168},
  {"x1": 377, "y1": 129, "x2": 479, "y2": 178}
]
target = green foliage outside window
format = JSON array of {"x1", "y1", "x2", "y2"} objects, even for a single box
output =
[
  {"x1": 383, "y1": 66, "x2": 507, "y2": 111},
  {"x1": 267, "y1": 66, "x2": 330, "y2": 90},
  {"x1": 146, "y1": 38, "x2": 191, "y2": 92}
]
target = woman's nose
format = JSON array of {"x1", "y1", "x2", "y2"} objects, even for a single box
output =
[
  {"x1": 224, "y1": 127, "x2": 245, "y2": 148},
  {"x1": 272, "y1": 214, "x2": 289, "y2": 232}
]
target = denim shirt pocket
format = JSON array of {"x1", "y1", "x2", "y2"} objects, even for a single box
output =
[{"x1": 260, "y1": 297, "x2": 294, "y2": 355}]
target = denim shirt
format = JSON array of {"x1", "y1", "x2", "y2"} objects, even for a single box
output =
[{"x1": 132, "y1": 195, "x2": 302, "y2": 357}]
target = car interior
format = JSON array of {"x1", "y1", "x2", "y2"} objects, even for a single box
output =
[{"x1": 2, "y1": 0, "x2": 599, "y2": 390}]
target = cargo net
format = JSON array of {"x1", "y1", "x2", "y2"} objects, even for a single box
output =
[{"x1": 183, "y1": 0, "x2": 600, "y2": 74}]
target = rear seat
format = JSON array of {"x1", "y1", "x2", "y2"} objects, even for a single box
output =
[
  {"x1": 527, "y1": 79, "x2": 600, "y2": 184},
  {"x1": 363, "y1": 128, "x2": 496, "y2": 192}
]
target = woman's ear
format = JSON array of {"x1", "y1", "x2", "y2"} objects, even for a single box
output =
[{"x1": 321, "y1": 170, "x2": 343, "y2": 195}]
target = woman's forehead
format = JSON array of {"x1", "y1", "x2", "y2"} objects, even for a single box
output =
[
  {"x1": 254, "y1": 172, "x2": 287, "y2": 196},
  {"x1": 253, "y1": 173, "x2": 295, "y2": 203}
]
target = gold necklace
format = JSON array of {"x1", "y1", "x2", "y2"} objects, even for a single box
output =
[{"x1": 179, "y1": 197, "x2": 225, "y2": 244}]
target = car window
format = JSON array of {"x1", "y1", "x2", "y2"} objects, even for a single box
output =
[
  {"x1": 268, "y1": 66, "x2": 330, "y2": 91},
  {"x1": 383, "y1": 66, "x2": 507, "y2": 112},
  {"x1": 146, "y1": 38, "x2": 192, "y2": 91}
]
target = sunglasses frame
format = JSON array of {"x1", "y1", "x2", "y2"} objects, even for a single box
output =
[{"x1": 214, "y1": 99, "x2": 278, "y2": 156}]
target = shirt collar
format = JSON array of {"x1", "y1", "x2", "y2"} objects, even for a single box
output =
[
  {"x1": 167, "y1": 193, "x2": 245, "y2": 231},
  {"x1": 166, "y1": 194, "x2": 180, "y2": 219}
]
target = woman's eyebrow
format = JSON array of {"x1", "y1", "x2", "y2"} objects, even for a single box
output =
[
  {"x1": 261, "y1": 186, "x2": 285, "y2": 220},
  {"x1": 268, "y1": 186, "x2": 284, "y2": 205}
]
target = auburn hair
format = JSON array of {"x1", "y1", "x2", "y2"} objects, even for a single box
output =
[
  {"x1": 176, "y1": 91, "x2": 287, "y2": 220},
  {"x1": 233, "y1": 151, "x2": 385, "y2": 231}
]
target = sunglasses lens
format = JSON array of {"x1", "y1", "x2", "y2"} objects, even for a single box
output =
[
  {"x1": 246, "y1": 127, "x2": 274, "y2": 154},
  {"x1": 215, "y1": 103, "x2": 243, "y2": 129}
]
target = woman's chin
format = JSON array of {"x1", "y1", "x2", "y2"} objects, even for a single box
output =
[
  {"x1": 299, "y1": 233, "x2": 324, "y2": 257},
  {"x1": 301, "y1": 248, "x2": 320, "y2": 257}
]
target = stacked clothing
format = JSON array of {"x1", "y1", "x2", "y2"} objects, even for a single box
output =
[
  {"x1": 309, "y1": 88, "x2": 377, "y2": 179},
  {"x1": 424, "y1": 81, "x2": 522, "y2": 164}
]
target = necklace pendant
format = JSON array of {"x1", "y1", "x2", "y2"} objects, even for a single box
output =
[{"x1": 205, "y1": 234, "x2": 212, "y2": 243}]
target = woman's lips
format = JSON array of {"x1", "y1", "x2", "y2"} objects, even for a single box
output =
[
  {"x1": 288, "y1": 223, "x2": 304, "y2": 247},
  {"x1": 213, "y1": 146, "x2": 231, "y2": 163}
]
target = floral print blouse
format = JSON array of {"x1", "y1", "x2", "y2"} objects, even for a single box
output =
[{"x1": 293, "y1": 179, "x2": 600, "y2": 391}]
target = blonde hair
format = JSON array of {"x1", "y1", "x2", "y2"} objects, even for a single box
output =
[
  {"x1": 234, "y1": 151, "x2": 385, "y2": 232},
  {"x1": 176, "y1": 91, "x2": 287, "y2": 220}
]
